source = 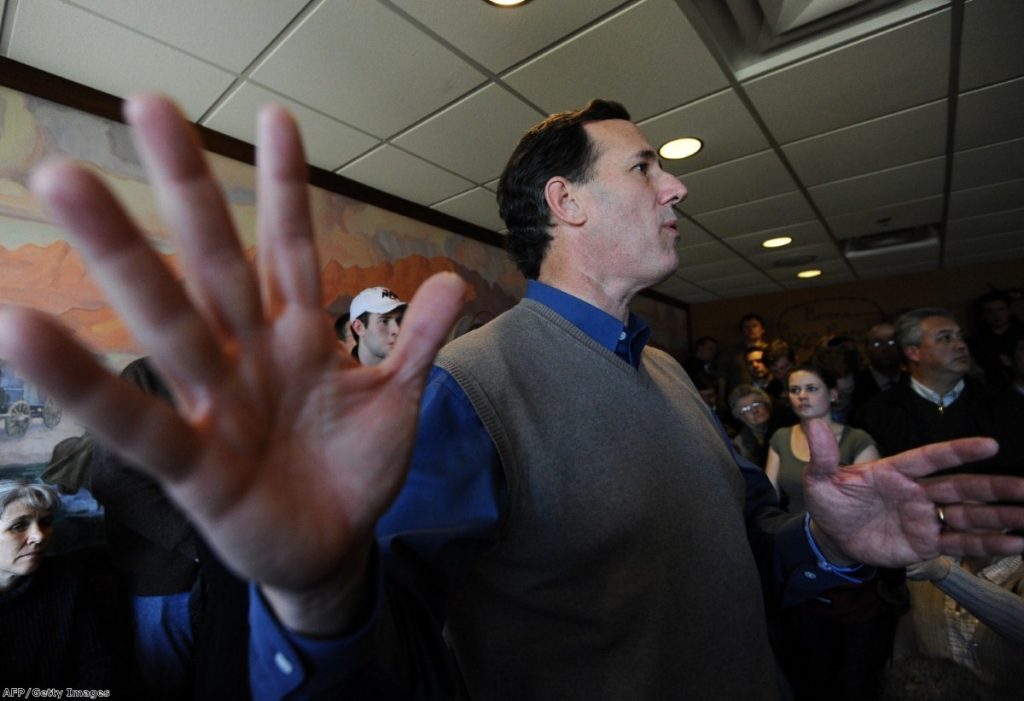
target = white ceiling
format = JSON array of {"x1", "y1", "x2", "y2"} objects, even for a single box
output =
[{"x1": 1, "y1": 0, "x2": 1021, "y2": 305}]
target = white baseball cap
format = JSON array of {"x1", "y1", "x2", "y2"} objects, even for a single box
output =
[{"x1": 350, "y1": 286, "x2": 407, "y2": 320}]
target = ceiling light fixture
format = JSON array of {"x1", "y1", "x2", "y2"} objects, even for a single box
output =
[
  {"x1": 797, "y1": 269, "x2": 822, "y2": 279},
  {"x1": 659, "y1": 137, "x2": 703, "y2": 160},
  {"x1": 484, "y1": 0, "x2": 531, "y2": 7},
  {"x1": 762, "y1": 236, "x2": 792, "y2": 248}
]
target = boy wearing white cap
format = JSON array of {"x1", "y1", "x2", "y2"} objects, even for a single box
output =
[{"x1": 349, "y1": 286, "x2": 407, "y2": 366}]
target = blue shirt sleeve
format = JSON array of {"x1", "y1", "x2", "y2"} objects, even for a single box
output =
[{"x1": 248, "y1": 366, "x2": 503, "y2": 698}]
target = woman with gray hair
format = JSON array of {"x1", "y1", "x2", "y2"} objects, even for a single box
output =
[
  {"x1": 0, "y1": 479, "x2": 128, "y2": 687},
  {"x1": 728, "y1": 384, "x2": 773, "y2": 467},
  {"x1": 0, "y1": 480, "x2": 60, "y2": 592}
]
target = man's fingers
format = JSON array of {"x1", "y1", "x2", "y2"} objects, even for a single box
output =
[
  {"x1": 385, "y1": 272, "x2": 466, "y2": 385},
  {"x1": 125, "y1": 94, "x2": 263, "y2": 338},
  {"x1": 804, "y1": 418, "x2": 840, "y2": 479},
  {"x1": 255, "y1": 104, "x2": 321, "y2": 314},
  {"x1": 29, "y1": 159, "x2": 229, "y2": 394},
  {"x1": 925, "y1": 473, "x2": 1024, "y2": 505},
  {"x1": 934, "y1": 502, "x2": 1024, "y2": 532},
  {"x1": 885, "y1": 437, "x2": 999, "y2": 478},
  {"x1": 938, "y1": 531, "x2": 1024, "y2": 558},
  {"x1": 0, "y1": 308, "x2": 200, "y2": 481}
]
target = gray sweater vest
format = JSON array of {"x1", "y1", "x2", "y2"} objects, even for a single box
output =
[{"x1": 435, "y1": 299, "x2": 778, "y2": 700}]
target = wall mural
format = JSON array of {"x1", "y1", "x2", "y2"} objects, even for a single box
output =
[{"x1": 0, "y1": 85, "x2": 690, "y2": 532}]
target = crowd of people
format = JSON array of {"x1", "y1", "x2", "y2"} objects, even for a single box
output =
[
  {"x1": 0, "y1": 94, "x2": 1021, "y2": 699},
  {"x1": 689, "y1": 297, "x2": 1024, "y2": 699}
]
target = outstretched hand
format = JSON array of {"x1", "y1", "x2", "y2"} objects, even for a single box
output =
[
  {"x1": 802, "y1": 418, "x2": 1024, "y2": 567},
  {"x1": 0, "y1": 95, "x2": 466, "y2": 634}
]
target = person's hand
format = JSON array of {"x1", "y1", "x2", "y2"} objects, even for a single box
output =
[
  {"x1": 0, "y1": 95, "x2": 466, "y2": 635},
  {"x1": 802, "y1": 418, "x2": 1024, "y2": 568}
]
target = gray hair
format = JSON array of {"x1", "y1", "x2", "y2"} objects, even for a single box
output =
[
  {"x1": 0, "y1": 480, "x2": 60, "y2": 518},
  {"x1": 894, "y1": 308, "x2": 956, "y2": 350},
  {"x1": 728, "y1": 384, "x2": 771, "y2": 419}
]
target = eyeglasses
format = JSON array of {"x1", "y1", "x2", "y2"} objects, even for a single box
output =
[
  {"x1": 738, "y1": 401, "x2": 765, "y2": 414},
  {"x1": 868, "y1": 339, "x2": 897, "y2": 348}
]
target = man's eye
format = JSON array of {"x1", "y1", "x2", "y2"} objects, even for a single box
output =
[{"x1": 634, "y1": 163, "x2": 649, "y2": 174}]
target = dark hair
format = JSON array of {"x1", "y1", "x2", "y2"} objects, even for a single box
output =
[
  {"x1": 693, "y1": 336, "x2": 717, "y2": 349},
  {"x1": 786, "y1": 360, "x2": 838, "y2": 390},
  {"x1": 740, "y1": 313, "x2": 764, "y2": 327},
  {"x1": 763, "y1": 339, "x2": 793, "y2": 367},
  {"x1": 691, "y1": 372, "x2": 718, "y2": 393},
  {"x1": 497, "y1": 99, "x2": 631, "y2": 279},
  {"x1": 334, "y1": 312, "x2": 351, "y2": 341},
  {"x1": 976, "y1": 289, "x2": 1010, "y2": 307}
]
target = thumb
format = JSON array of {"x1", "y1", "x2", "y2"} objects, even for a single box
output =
[{"x1": 805, "y1": 418, "x2": 840, "y2": 480}]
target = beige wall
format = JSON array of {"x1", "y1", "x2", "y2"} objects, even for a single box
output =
[{"x1": 689, "y1": 259, "x2": 1024, "y2": 359}]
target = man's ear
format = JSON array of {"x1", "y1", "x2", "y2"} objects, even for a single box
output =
[
  {"x1": 545, "y1": 177, "x2": 586, "y2": 226},
  {"x1": 350, "y1": 318, "x2": 365, "y2": 339},
  {"x1": 902, "y1": 345, "x2": 919, "y2": 364}
]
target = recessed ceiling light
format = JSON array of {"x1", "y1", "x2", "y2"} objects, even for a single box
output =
[
  {"x1": 659, "y1": 137, "x2": 703, "y2": 160},
  {"x1": 797, "y1": 269, "x2": 822, "y2": 279},
  {"x1": 762, "y1": 236, "x2": 792, "y2": 248},
  {"x1": 484, "y1": 0, "x2": 530, "y2": 6}
]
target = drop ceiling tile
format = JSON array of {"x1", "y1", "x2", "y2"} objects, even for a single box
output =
[
  {"x1": 750, "y1": 241, "x2": 841, "y2": 268},
  {"x1": 777, "y1": 269, "x2": 857, "y2": 289},
  {"x1": 946, "y1": 248, "x2": 1024, "y2": 269},
  {"x1": 676, "y1": 241, "x2": 734, "y2": 267},
  {"x1": 337, "y1": 146, "x2": 475, "y2": 207},
  {"x1": 638, "y1": 89, "x2": 771, "y2": 175},
  {"x1": 827, "y1": 196, "x2": 944, "y2": 240},
  {"x1": 855, "y1": 260, "x2": 938, "y2": 279},
  {"x1": 389, "y1": 0, "x2": 625, "y2": 73},
  {"x1": 676, "y1": 217, "x2": 716, "y2": 247},
  {"x1": 249, "y1": 1, "x2": 486, "y2": 138},
  {"x1": 677, "y1": 150, "x2": 797, "y2": 215},
  {"x1": 7, "y1": 0, "x2": 234, "y2": 119},
  {"x1": 654, "y1": 276, "x2": 716, "y2": 302},
  {"x1": 482, "y1": 178, "x2": 500, "y2": 193},
  {"x1": 726, "y1": 221, "x2": 832, "y2": 257},
  {"x1": 83, "y1": 0, "x2": 307, "y2": 72},
  {"x1": 951, "y1": 137, "x2": 1024, "y2": 190},
  {"x1": 698, "y1": 272, "x2": 775, "y2": 295},
  {"x1": 946, "y1": 208, "x2": 1024, "y2": 240},
  {"x1": 959, "y1": 0, "x2": 1024, "y2": 91},
  {"x1": 693, "y1": 191, "x2": 816, "y2": 239},
  {"x1": 713, "y1": 283, "x2": 786, "y2": 299},
  {"x1": 204, "y1": 83, "x2": 379, "y2": 171},
  {"x1": 847, "y1": 245, "x2": 939, "y2": 271},
  {"x1": 503, "y1": 0, "x2": 728, "y2": 121},
  {"x1": 808, "y1": 158, "x2": 945, "y2": 217},
  {"x1": 677, "y1": 257, "x2": 759, "y2": 282},
  {"x1": 392, "y1": 84, "x2": 543, "y2": 184},
  {"x1": 783, "y1": 100, "x2": 947, "y2": 187},
  {"x1": 949, "y1": 179, "x2": 1024, "y2": 220},
  {"x1": 766, "y1": 258, "x2": 850, "y2": 282},
  {"x1": 743, "y1": 9, "x2": 950, "y2": 143},
  {"x1": 431, "y1": 187, "x2": 503, "y2": 231},
  {"x1": 955, "y1": 77, "x2": 1024, "y2": 152},
  {"x1": 945, "y1": 230, "x2": 1024, "y2": 257}
]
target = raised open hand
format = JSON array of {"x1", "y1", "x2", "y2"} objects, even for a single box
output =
[
  {"x1": 802, "y1": 418, "x2": 1024, "y2": 567},
  {"x1": 0, "y1": 95, "x2": 465, "y2": 634}
]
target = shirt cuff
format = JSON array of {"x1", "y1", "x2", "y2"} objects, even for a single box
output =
[{"x1": 249, "y1": 553, "x2": 382, "y2": 699}]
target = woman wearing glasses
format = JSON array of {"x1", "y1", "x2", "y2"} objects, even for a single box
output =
[{"x1": 728, "y1": 384, "x2": 774, "y2": 468}]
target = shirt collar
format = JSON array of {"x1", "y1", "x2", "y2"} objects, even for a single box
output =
[
  {"x1": 910, "y1": 376, "x2": 965, "y2": 409},
  {"x1": 525, "y1": 280, "x2": 651, "y2": 368}
]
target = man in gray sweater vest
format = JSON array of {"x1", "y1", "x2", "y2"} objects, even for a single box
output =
[{"x1": 6, "y1": 95, "x2": 1024, "y2": 699}]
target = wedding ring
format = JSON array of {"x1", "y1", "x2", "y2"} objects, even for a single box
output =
[{"x1": 935, "y1": 505, "x2": 947, "y2": 529}]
